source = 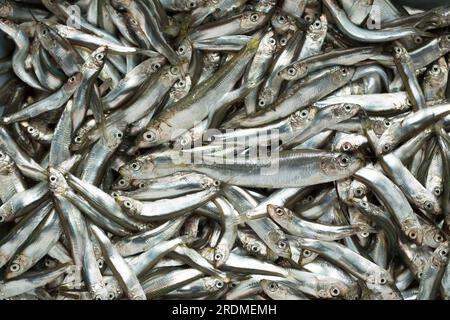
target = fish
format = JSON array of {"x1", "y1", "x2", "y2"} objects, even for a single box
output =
[{"x1": 0, "y1": 0, "x2": 447, "y2": 301}]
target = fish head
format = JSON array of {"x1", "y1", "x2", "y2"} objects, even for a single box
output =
[
  {"x1": 89, "y1": 46, "x2": 108, "y2": 70},
  {"x1": 0, "y1": 149, "x2": 14, "y2": 173},
  {"x1": 267, "y1": 204, "x2": 294, "y2": 223},
  {"x1": 47, "y1": 167, "x2": 69, "y2": 195},
  {"x1": 63, "y1": 72, "x2": 83, "y2": 92},
  {"x1": 308, "y1": 14, "x2": 328, "y2": 40},
  {"x1": 392, "y1": 45, "x2": 410, "y2": 64},
  {"x1": 271, "y1": 10, "x2": 297, "y2": 34},
  {"x1": 316, "y1": 278, "x2": 354, "y2": 299},
  {"x1": 176, "y1": 39, "x2": 193, "y2": 63},
  {"x1": 349, "y1": 180, "x2": 368, "y2": 200},
  {"x1": 0, "y1": 17, "x2": 17, "y2": 36},
  {"x1": 260, "y1": 30, "x2": 278, "y2": 55},
  {"x1": 330, "y1": 66, "x2": 355, "y2": 86},
  {"x1": 170, "y1": 75, "x2": 192, "y2": 101},
  {"x1": 439, "y1": 33, "x2": 450, "y2": 51},
  {"x1": 115, "y1": 195, "x2": 141, "y2": 216},
  {"x1": 119, "y1": 158, "x2": 147, "y2": 179},
  {"x1": 375, "y1": 130, "x2": 396, "y2": 155},
  {"x1": 320, "y1": 152, "x2": 364, "y2": 178},
  {"x1": 4, "y1": 254, "x2": 31, "y2": 279},
  {"x1": 214, "y1": 244, "x2": 231, "y2": 267},
  {"x1": 136, "y1": 121, "x2": 171, "y2": 149},
  {"x1": 240, "y1": 11, "x2": 267, "y2": 31},
  {"x1": 329, "y1": 103, "x2": 361, "y2": 121},
  {"x1": 204, "y1": 277, "x2": 225, "y2": 292},
  {"x1": 0, "y1": 1, "x2": 13, "y2": 19},
  {"x1": 423, "y1": 225, "x2": 446, "y2": 249},
  {"x1": 104, "y1": 126, "x2": 124, "y2": 149},
  {"x1": 279, "y1": 63, "x2": 308, "y2": 81},
  {"x1": 111, "y1": 177, "x2": 132, "y2": 190}
]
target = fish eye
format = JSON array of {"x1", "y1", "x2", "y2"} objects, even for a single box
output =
[
  {"x1": 27, "y1": 127, "x2": 35, "y2": 133},
  {"x1": 115, "y1": 132, "x2": 123, "y2": 139},
  {"x1": 98, "y1": 260, "x2": 104, "y2": 268},
  {"x1": 384, "y1": 120, "x2": 391, "y2": 127},
  {"x1": 330, "y1": 287, "x2": 340, "y2": 296},
  {"x1": 42, "y1": 29, "x2": 48, "y2": 35},
  {"x1": 439, "y1": 249, "x2": 448, "y2": 257},
  {"x1": 394, "y1": 47, "x2": 403, "y2": 54},
  {"x1": 414, "y1": 36, "x2": 423, "y2": 44},
  {"x1": 0, "y1": 215, "x2": 4, "y2": 222},
  {"x1": 94, "y1": 295, "x2": 103, "y2": 300},
  {"x1": 278, "y1": 15, "x2": 286, "y2": 23},
  {"x1": 250, "y1": 13, "x2": 259, "y2": 22},
  {"x1": 118, "y1": 179, "x2": 126, "y2": 186},
  {"x1": 287, "y1": 67, "x2": 296, "y2": 76},
  {"x1": 69, "y1": 76, "x2": 76, "y2": 82},
  {"x1": 44, "y1": 259, "x2": 53, "y2": 267},
  {"x1": 339, "y1": 155, "x2": 350, "y2": 167},
  {"x1": 130, "y1": 162, "x2": 141, "y2": 171},
  {"x1": 303, "y1": 249, "x2": 311, "y2": 257},
  {"x1": 447, "y1": 35, "x2": 450, "y2": 41},
  {"x1": 314, "y1": 21, "x2": 321, "y2": 28},
  {"x1": 170, "y1": 66, "x2": 179, "y2": 74},
  {"x1": 178, "y1": 80, "x2": 185, "y2": 87},
  {"x1": 251, "y1": 245, "x2": 260, "y2": 252},
  {"x1": 275, "y1": 207, "x2": 284, "y2": 215},
  {"x1": 424, "y1": 201, "x2": 433, "y2": 211},
  {"x1": 379, "y1": 277, "x2": 387, "y2": 284},
  {"x1": 258, "y1": 99, "x2": 266, "y2": 107},
  {"x1": 433, "y1": 187, "x2": 442, "y2": 196},
  {"x1": 188, "y1": 1, "x2": 196, "y2": 8},
  {"x1": 108, "y1": 293, "x2": 115, "y2": 300},
  {"x1": 300, "y1": 110, "x2": 308, "y2": 118},
  {"x1": 342, "y1": 142, "x2": 352, "y2": 151},
  {"x1": 74, "y1": 136, "x2": 82, "y2": 143},
  {"x1": 123, "y1": 200, "x2": 133, "y2": 208},
  {"x1": 0, "y1": 152, "x2": 4, "y2": 159},
  {"x1": 177, "y1": 46, "x2": 185, "y2": 54},
  {"x1": 214, "y1": 253, "x2": 223, "y2": 261},
  {"x1": 9, "y1": 263, "x2": 20, "y2": 272},
  {"x1": 111, "y1": 191, "x2": 119, "y2": 198},
  {"x1": 277, "y1": 240, "x2": 287, "y2": 249},
  {"x1": 408, "y1": 230, "x2": 417, "y2": 240},
  {"x1": 432, "y1": 65, "x2": 440, "y2": 73},
  {"x1": 49, "y1": 175, "x2": 58, "y2": 183},
  {"x1": 143, "y1": 131, "x2": 155, "y2": 141},
  {"x1": 382, "y1": 143, "x2": 391, "y2": 152},
  {"x1": 344, "y1": 104, "x2": 352, "y2": 112},
  {"x1": 215, "y1": 280, "x2": 224, "y2": 288},
  {"x1": 341, "y1": 68, "x2": 348, "y2": 77},
  {"x1": 213, "y1": 180, "x2": 220, "y2": 187},
  {"x1": 434, "y1": 234, "x2": 444, "y2": 243},
  {"x1": 269, "y1": 282, "x2": 278, "y2": 291},
  {"x1": 280, "y1": 38, "x2": 287, "y2": 45},
  {"x1": 418, "y1": 271, "x2": 423, "y2": 279},
  {"x1": 305, "y1": 15, "x2": 312, "y2": 22},
  {"x1": 268, "y1": 38, "x2": 276, "y2": 45},
  {"x1": 152, "y1": 63, "x2": 161, "y2": 71},
  {"x1": 360, "y1": 201, "x2": 368, "y2": 208}
]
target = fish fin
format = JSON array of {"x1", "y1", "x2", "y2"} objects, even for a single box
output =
[
  {"x1": 413, "y1": 28, "x2": 435, "y2": 38},
  {"x1": 231, "y1": 214, "x2": 249, "y2": 226}
]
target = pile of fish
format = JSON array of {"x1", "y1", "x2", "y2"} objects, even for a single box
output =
[{"x1": 0, "y1": 0, "x2": 450, "y2": 300}]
